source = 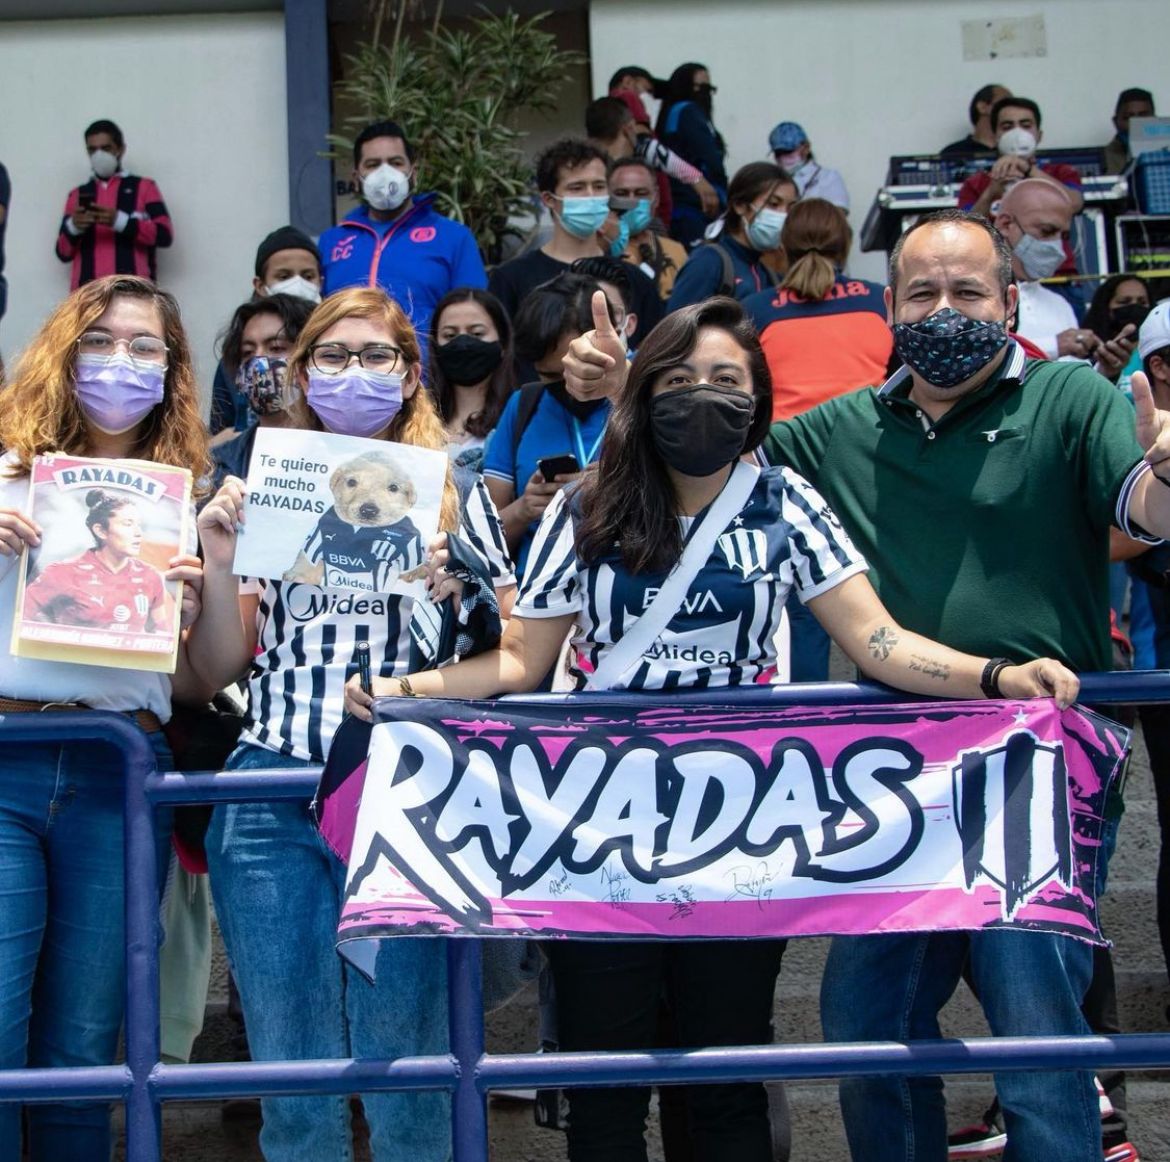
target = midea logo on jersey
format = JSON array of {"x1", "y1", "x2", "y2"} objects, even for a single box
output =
[
  {"x1": 952, "y1": 731, "x2": 1071, "y2": 919},
  {"x1": 283, "y1": 585, "x2": 391, "y2": 623}
]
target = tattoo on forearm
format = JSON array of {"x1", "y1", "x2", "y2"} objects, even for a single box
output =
[
  {"x1": 868, "y1": 626, "x2": 900, "y2": 661},
  {"x1": 908, "y1": 654, "x2": 951, "y2": 681}
]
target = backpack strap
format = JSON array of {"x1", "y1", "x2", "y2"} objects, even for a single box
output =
[
  {"x1": 511, "y1": 381, "x2": 545, "y2": 464},
  {"x1": 710, "y1": 242, "x2": 736, "y2": 298}
]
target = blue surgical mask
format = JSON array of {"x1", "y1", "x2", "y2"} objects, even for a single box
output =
[
  {"x1": 554, "y1": 195, "x2": 611, "y2": 240},
  {"x1": 624, "y1": 199, "x2": 653, "y2": 235},
  {"x1": 608, "y1": 217, "x2": 631, "y2": 257},
  {"x1": 746, "y1": 207, "x2": 787, "y2": 252},
  {"x1": 892, "y1": 307, "x2": 1008, "y2": 389}
]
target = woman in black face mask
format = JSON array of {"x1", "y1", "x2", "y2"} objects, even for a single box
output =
[
  {"x1": 656, "y1": 61, "x2": 728, "y2": 246},
  {"x1": 429, "y1": 287, "x2": 512, "y2": 472},
  {"x1": 347, "y1": 296, "x2": 1078, "y2": 1162},
  {"x1": 1083, "y1": 274, "x2": 1150, "y2": 386}
]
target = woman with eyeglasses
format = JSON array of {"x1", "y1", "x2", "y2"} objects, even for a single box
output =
[
  {"x1": 0, "y1": 274, "x2": 209, "y2": 1160},
  {"x1": 186, "y1": 286, "x2": 514, "y2": 1162}
]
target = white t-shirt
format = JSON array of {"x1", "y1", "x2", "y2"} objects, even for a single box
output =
[
  {"x1": 515, "y1": 466, "x2": 866, "y2": 691},
  {"x1": 1015, "y1": 280, "x2": 1078, "y2": 361},
  {"x1": 240, "y1": 476, "x2": 514, "y2": 762},
  {"x1": 0, "y1": 452, "x2": 188, "y2": 720}
]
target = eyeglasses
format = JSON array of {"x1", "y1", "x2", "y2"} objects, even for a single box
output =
[
  {"x1": 309, "y1": 343, "x2": 403, "y2": 375},
  {"x1": 77, "y1": 332, "x2": 168, "y2": 364}
]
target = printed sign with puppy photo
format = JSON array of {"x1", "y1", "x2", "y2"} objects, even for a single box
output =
[{"x1": 233, "y1": 429, "x2": 447, "y2": 596}]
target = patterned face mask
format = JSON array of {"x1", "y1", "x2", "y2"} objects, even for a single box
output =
[
  {"x1": 237, "y1": 355, "x2": 290, "y2": 416},
  {"x1": 892, "y1": 307, "x2": 1009, "y2": 389}
]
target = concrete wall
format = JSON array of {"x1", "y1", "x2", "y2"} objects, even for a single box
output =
[
  {"x1": 589, "y1": 0, "x2": 1168, "y2": 281},
  {"x1": 0, "y1": 11, "x2": 288, "y2": 400}
]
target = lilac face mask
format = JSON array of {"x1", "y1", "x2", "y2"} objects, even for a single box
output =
[
  {"x1": 306, "y1": 368, "x2": 404, "y2": 437},
  {"x1": 74, "y1": 353, "x2": 166, "y2": 434}
]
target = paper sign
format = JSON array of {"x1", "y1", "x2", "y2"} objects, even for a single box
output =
[
  {"x1": 11, "y1": 455, "x2": 191, "y2": 672},
  {"x1": 233, "y1": 428, "x2": 448, "y2": 595}
]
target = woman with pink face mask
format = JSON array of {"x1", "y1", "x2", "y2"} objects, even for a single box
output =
[
  {"x1": 0, "y1": 274, "x2": 209, "y2": 1161},
  {"x1": 187, "y1": 286, "x2": 515, "y2": 1162}
]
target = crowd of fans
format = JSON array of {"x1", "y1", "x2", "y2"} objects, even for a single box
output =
[{"x1": 0, "y1": 64, "x2": 1167, "y2": 1162}]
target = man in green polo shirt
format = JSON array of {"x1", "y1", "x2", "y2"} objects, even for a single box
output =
[
  {"x1": 765, "y1": 209, "x2": 1163, "y2": 1162},
  {"x1": 559, "y1": 207, "x2": 1170, "y2": 1162}
]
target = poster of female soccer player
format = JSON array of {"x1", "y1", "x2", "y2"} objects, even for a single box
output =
[{"x1": 11, "y1": 454, "x2": 192, "y2": 672}]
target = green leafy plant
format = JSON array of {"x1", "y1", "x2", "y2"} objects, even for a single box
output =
[{"x1": 331, "y1": 9, "x2": 585, "y2": 263}]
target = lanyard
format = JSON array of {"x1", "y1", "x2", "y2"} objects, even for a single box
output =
[{"x1": 570, "y1": 413, "x2": 606, "y2": 466}]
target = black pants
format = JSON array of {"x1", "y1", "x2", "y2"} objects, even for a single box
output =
[{"x1": 544, "y1": 938, "x2": 787, "y2": 1162}]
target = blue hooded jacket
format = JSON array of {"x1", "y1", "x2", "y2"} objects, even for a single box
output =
[{"x1": 318, "y1": 195, "x2": 487, "y2": 354}]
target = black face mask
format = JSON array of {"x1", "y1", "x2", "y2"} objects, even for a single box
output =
[
  {"x1": 694, "y1": 83, "x2": 715, "y2": 118},
  {"x1": 1108, "y1": 303, "x2": 1150, "y2": 339},
  {"x1": 650, "y1": 382, "x2": 754, "y2": 477},
  {"x1": 545, "y1": 378, "x2": 607, "y2": 421},
  {"x1": 434, "y1": 334, "x2": 504, "y2": 386}
]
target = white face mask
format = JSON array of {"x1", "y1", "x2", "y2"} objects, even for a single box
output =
[
  {"x1": 264, "y1": 275, "x2": 322, "y2": 304},
  {"x1": 90, "y1": 149, "x2": 119, "y2": 180},
  {"x1": 361, "y1": 164, "x2": 411, "y2": 213},
  {"x1": 998, "y1": 127, "x2": 1038, "y2": 158}
]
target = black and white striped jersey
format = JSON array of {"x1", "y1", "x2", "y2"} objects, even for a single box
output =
[
  {"x1": 240, "y1": 477, "x2": 513, "y2": 761},
  {"x1": 515, "y1": 466, "x2": 866, "y2": 691}
]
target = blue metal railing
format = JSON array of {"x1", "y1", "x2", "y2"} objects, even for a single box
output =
[{"x1": 2, "y1": 671, "x2": 1170, "y2": 1161}]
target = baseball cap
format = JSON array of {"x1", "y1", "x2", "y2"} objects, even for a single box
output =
[
  {"x1": 254, "y1": 226, "x2": 321, "y2": 277},
  {"x1": 769, "y1": 121, "x2": 807, "y2": 153},
  {"x1": 1139, "y1": 300, "x2": 1170, "y2": 360}
]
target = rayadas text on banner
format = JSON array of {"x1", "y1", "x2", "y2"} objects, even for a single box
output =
[{"x1": 335, "y1": 697, "x2": 1128, "y2": 971}]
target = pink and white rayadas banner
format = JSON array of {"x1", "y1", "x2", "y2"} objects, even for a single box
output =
[{"x1": 336, "y1": 697, "x2": 1128, "y2": 965}]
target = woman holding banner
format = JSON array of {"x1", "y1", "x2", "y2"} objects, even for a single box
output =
[
  {"x1": 0, "y1": 274, "x2": 209, "y2": 1161},
  {"x1": 344, "y1": 295, "x2": 1079, "y2": 1162},
  {"x1": 188, "y1": 286, "x2": 514, "y2": 1162}
]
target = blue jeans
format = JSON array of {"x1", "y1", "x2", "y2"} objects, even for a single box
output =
[
  {"x1": 820, "y1": 930, "x2": 1098, "y2": 1162},
  {"x1": 205, "y1": 743, "x2": 450, "y2": 1162},
  {"x1": 0, "y1": 726, "x2": 172, "y2": 1162}
]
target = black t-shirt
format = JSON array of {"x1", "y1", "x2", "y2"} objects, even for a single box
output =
[
  {"x1": 939, "y1": 135, "x2": 996, "y2": 159},
  {"x1": 488, "y1": 247, "x2": 663, "y2": 382}
]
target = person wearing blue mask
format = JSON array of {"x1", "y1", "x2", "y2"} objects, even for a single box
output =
[
  {"x1": 489, "y1": 138, "x2": 661, "y2": 383},
  {"x1": 608, "y1": 156, "x2": 689, "y2": 302},
  {"x1": 665, "y1": 162, "x2": 796, "y2": 312},
  {"x1": 1105, "y1": 87, "x2": 1156, "y2": 175}
]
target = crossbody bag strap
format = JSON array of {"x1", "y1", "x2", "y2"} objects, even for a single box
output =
[{"x1": 585, "y1": 460, "x2": 760, "y2": 691}]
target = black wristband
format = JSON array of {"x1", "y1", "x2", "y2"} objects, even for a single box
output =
[{"x1": 980, "y1": 657, "x2": 1013, "y2": 699}]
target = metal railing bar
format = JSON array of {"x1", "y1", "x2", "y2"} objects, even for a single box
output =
[
  {"x1": 0, "y1": 1065, "x2": 130, "y2": 1103},
  {"x1": 149, "y1": 1057, "x2": 458, "y2": 1100}
]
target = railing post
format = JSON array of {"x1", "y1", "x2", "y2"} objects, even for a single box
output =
[
  {"x1": 121, "y1": 719, "x2": 164, "y2": 1162},
  {"x1": 447, "y1": 940, "x2": 488, "y2": 1161}
]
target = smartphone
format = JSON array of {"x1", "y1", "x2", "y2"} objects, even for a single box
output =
[
  {"x1": 538, "y1": 453, "x2": 581, "y2": 482},
  {"x1": 78, "y1": 193, "x2": 94, "y2": 211}
]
